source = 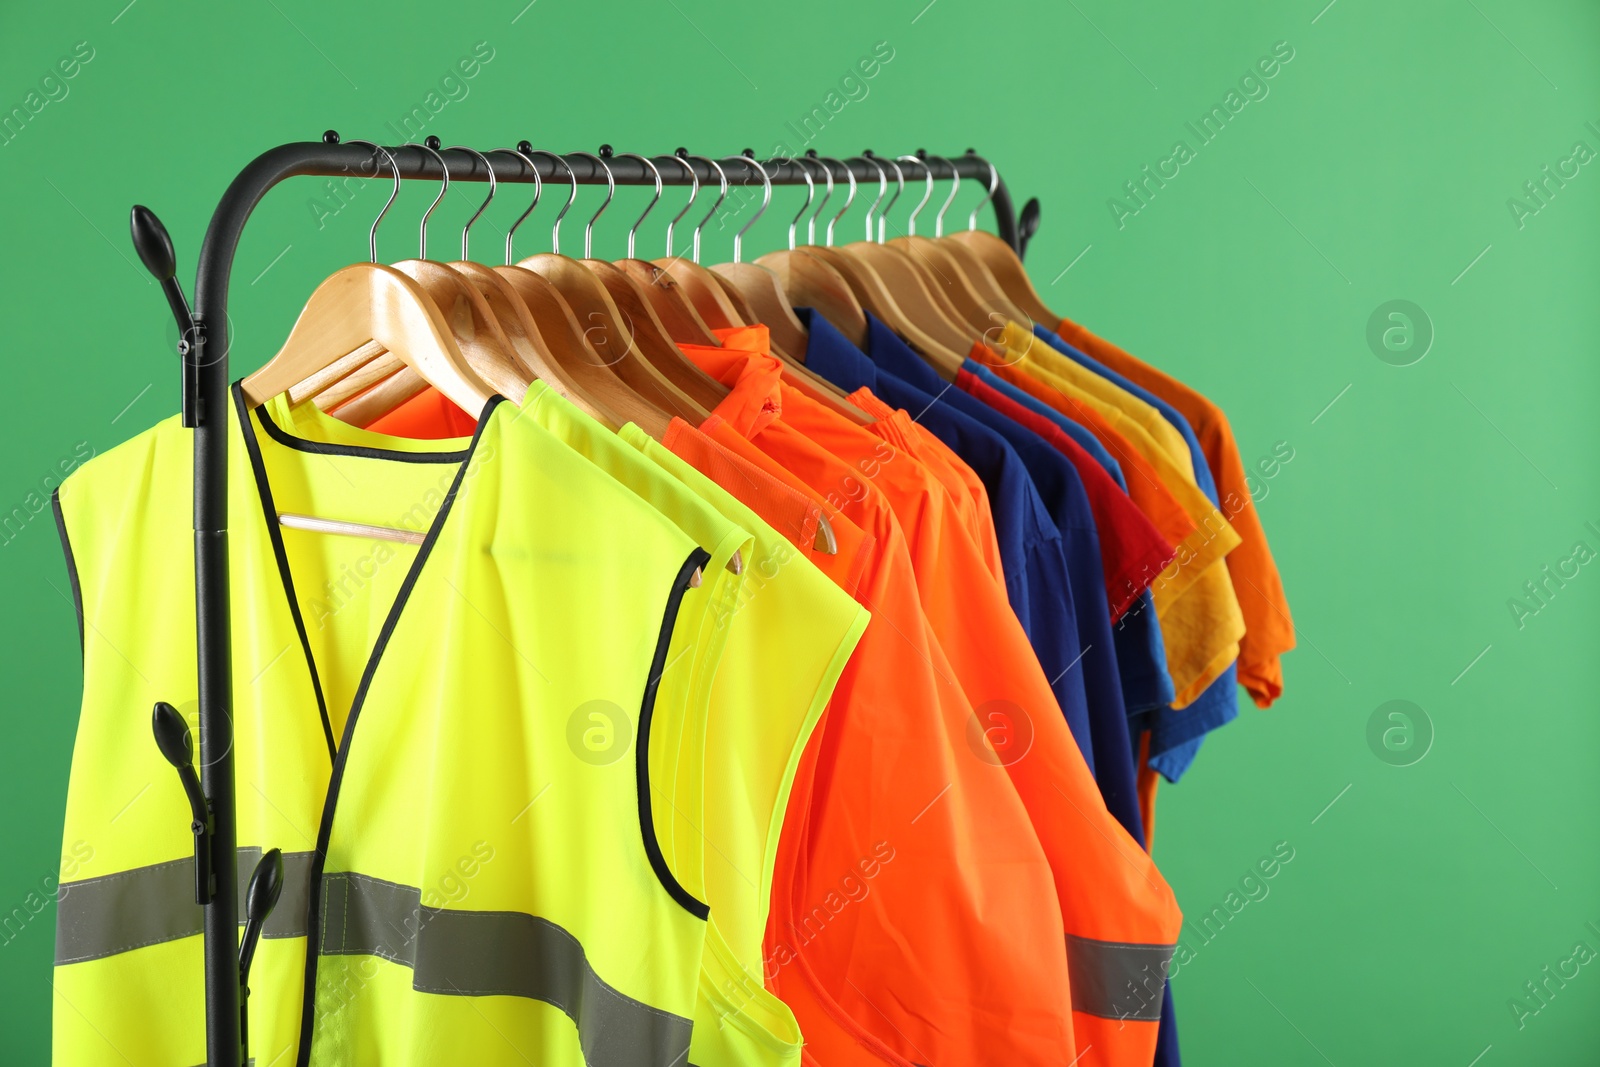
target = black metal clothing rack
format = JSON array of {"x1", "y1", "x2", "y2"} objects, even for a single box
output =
[{"x1": 129, "y1": 132, "x2": 1031, "y2": 1067}]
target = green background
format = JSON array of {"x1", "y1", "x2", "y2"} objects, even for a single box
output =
[{"x1": 2, "y1": 0, "x2": 1597, "y2": 1062}]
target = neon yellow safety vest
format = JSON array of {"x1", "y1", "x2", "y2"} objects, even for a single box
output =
[
  {"x1": 620, "y1": 426, "x2": 870, "y2": 1067},
  {"x1": 518, "y1": 386, "x2": 869, "y2": 1067},
  {"x1": 53, "y1": 385, "x2": 720, "y2": 1066}
]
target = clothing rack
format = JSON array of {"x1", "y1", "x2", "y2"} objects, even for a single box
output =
[{"x1": 126, "y1": 130, "x2": 1032, "y2": 1067}]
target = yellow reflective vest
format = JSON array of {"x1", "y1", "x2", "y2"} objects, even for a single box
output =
[
  {"x1": 520, "y1": 387, "x2": 870, "y2": 1067},
  {"x1": 53, "y1": 386, "x2": 720, "y2": 1066}
]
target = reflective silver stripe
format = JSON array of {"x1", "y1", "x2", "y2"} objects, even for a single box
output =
[
  {"x1": 55, "y1": 849, "x2": 315, "y2": 965},
  {"x1": 319, "y1": 871, "x2": 693, "y2": 1067},
  {"x1": 1065, "y1": 934, "x2": 1174, "y2": 1022}
]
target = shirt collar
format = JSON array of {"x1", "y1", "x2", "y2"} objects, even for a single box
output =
[
  {"x1": 796, "y1": 308, "x2": 878, "y2": 393},
  {"x1": 678, "y1": 338, "x2": 786, "y2": 438},
  {"x1": 861, "y1": 312, "x2": 946, "y2": 394}
]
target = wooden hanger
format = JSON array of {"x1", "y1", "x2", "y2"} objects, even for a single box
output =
[
  {"x1": 843, "y1": 240, "x2": 975, "y2": 353},
  {"x1": 722, "y1": 154, "x2": 828, "y2": 360},
  {"x1": 756, "y1": 249, "x2": 868, "y2": 347},
  {"x1": 519, "y1": 253, "x2": 709, "y2": 423},
  {"x1": 604, "y1": 152, "x2": 728, "y2": 347},
  {"x1": 845, "y1": 157, "x2": 976, "y2": 352},
  {"x1": 584, "y1": 257, "x2": 728, "y2": 409},
  {"x1": 760, "y1": 157, "x2": 872, "y2": 346},
  {"x1": 935, "y1": 236, "x2": 1031, "y2": 326},
  {"x1": 299, "y1": 340, "x2": 406, "y2": 411},
  {"x1": 795, "y1": 157, "x2": 966, "y2": 375},
  {"x1": 450, "y1": 145, "x2": 676, "y2": 438},
  {"x1": 296, "y1": 143, "x2": 524, "y2": 426},
  {"x1": 700, "y1": 155, "x2": 871, "y2": 422},
  {"x1": 915, "y1": 238, "x2": 1027, "y2": 329},
  {"x1": 648, "y1": 154, "x2": 750, "y2": 329},
  {"x1": 938, "y1": 152, "x2": 1059, "y2": 326},
  {"x1": 257, "y1": 142, "x2": 490, "y2": 419},
  {"x1": 240, "y1": 262, "x2": 493, "y2": 414},
  {"x1": 287, "y1": 341, "x2": 386, "y2": 407},
  {"x1": 706, "y1": 262, "x2": 869, "y2": 423},
  {"x1": 893, "y1": 237, "x2": 994, "y2": 333},
  {"x1": 710, "y1": 262, "x2": 808, "y2": 355},
  {"x1": 492, "y1": 264, "x2": 671, "y2": 438},
  {"x1": 614, "y1": 259, "x2": 724, "y2": 343},
  {"x1": 652, "y1": 256, "x2": 748, "y2": 329},
  {"x1": 520, "y1": 150, "x2": 719, "y2": 421},
  {"x1": 449, "y1": 261, "x2": 621, "y2": 427},
  {"x1": 805, "y1": 243, "x2": 966, "y2": 378},
  {"x1": 323, "y1": 257, "x2": 528, "y2": 427},
  {"x1": 948, "y1": 228, "x2": 1059, "y2": 327},
  {"x1": 882, "y1": 154, "x2": 1009, "y2": 336}
]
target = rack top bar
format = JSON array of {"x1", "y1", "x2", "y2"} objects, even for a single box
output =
[
  {"x1": 194, "y1": 139, "x2": 1020, "y2": 311},
  {"x1": 324, "y1": 140, "x2": 1004, "y2": 188}
]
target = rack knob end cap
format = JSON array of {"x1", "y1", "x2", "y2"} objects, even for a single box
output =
[
  {"x1": 151, "y1": 701, "x2": 193, "y2": 769},
  {"x1": 247, "y1": 848, "x2": 285, "y2": 922},
  {"x1": 1019, "y1": 197, "x2": 1042, "y2": 241},
  {"x1": 129, "y1": 206, "x2": 176, "y2": 282}
]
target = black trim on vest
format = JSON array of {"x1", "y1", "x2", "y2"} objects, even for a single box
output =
[
  {"x1": 51, "y1": 488, "x2": 84, "y2": 655},
  {"x1": 255, "y1": 391, "x2": 475, "y2": 462},
  {"x1": 636, "y1": 547, "x2": 713, "y2": 922},
  {"x1": 292, "y1": 393, "x2": 505, "y2": 1067},
  {"x1": 234, "y1": 383, "x2": 338, "y2": 760}
]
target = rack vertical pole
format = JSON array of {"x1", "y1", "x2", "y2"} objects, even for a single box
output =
[{"x1": 190, "y1": 304, "x2": 239, "y2": 1066}]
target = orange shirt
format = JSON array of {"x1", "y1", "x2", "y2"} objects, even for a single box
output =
[
  {"x1": 846, "y1": 386, "x2": 1007, "y2": 589},
  {"x1": 687, "y1": 334, "x2": 1183, "y2": 1067},
  {"x1": 773, "y1": 345, "x2": 1005, "y2": 587},
  {"x1": 660, "y1": 417, "x2": 873, "y2": 595},
  {"x1": 1055, "y1": 316, "x2": 1294, "y2": 706},
  {"x1": 365, "y1": 385, "x2": 480, "y2": 438}
]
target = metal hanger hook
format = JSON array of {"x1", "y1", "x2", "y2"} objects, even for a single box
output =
[
  {"x1": 567, "y1": 151, "x2": 615, "y2": 259},
  {"x1": 404, "y1": 141, "x2": 449, "y2": 259},
  {"x1": 445, "y1": 145, "x2": 496, "y2": 261},
  {"x1": 824, "y1": 157, "x2": 856, "y2": 247},
  {"x1": 787, "y1": 156, "x2": 815, "y2": 251},
  {"x1": 688, "y1": 155, "x2": 728, "y2": 265},
  {"x1": 877, "y1": 156, "x2": 905, "y2": 243},
  {"x1": 923, "y1": 152, "x2": 960, "y2": 237},
  {"x1": 968, "y1": 153, "x2": 1000, "y2": 232},
  {"x1": 804, "y1": 152, "x2": 833, "y2": 246},
  {"x1": 898, "y1": 155, "x2": 933, "y2": 237},
  {"x1": 617, "y1": 153, "x2": 663, "y2": 259},
  {"x1": 497, "y1": 145, "x2": 545, "y2": 265},
  {"x1": 343, "y1": 139, "x2": 399, "y2": 263},
  {"x1": 662, "y1": 151, "x2": 699, "y2": 259},
  {"x1": 857, "y1": 155, "x2": 888, "y2": 244},
  {"x1": 733, "y1": 152, "x2": 772, "y2": 264},
  {"x1": 522, "y1": 149, "x2": 576, "y2": 255}
]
